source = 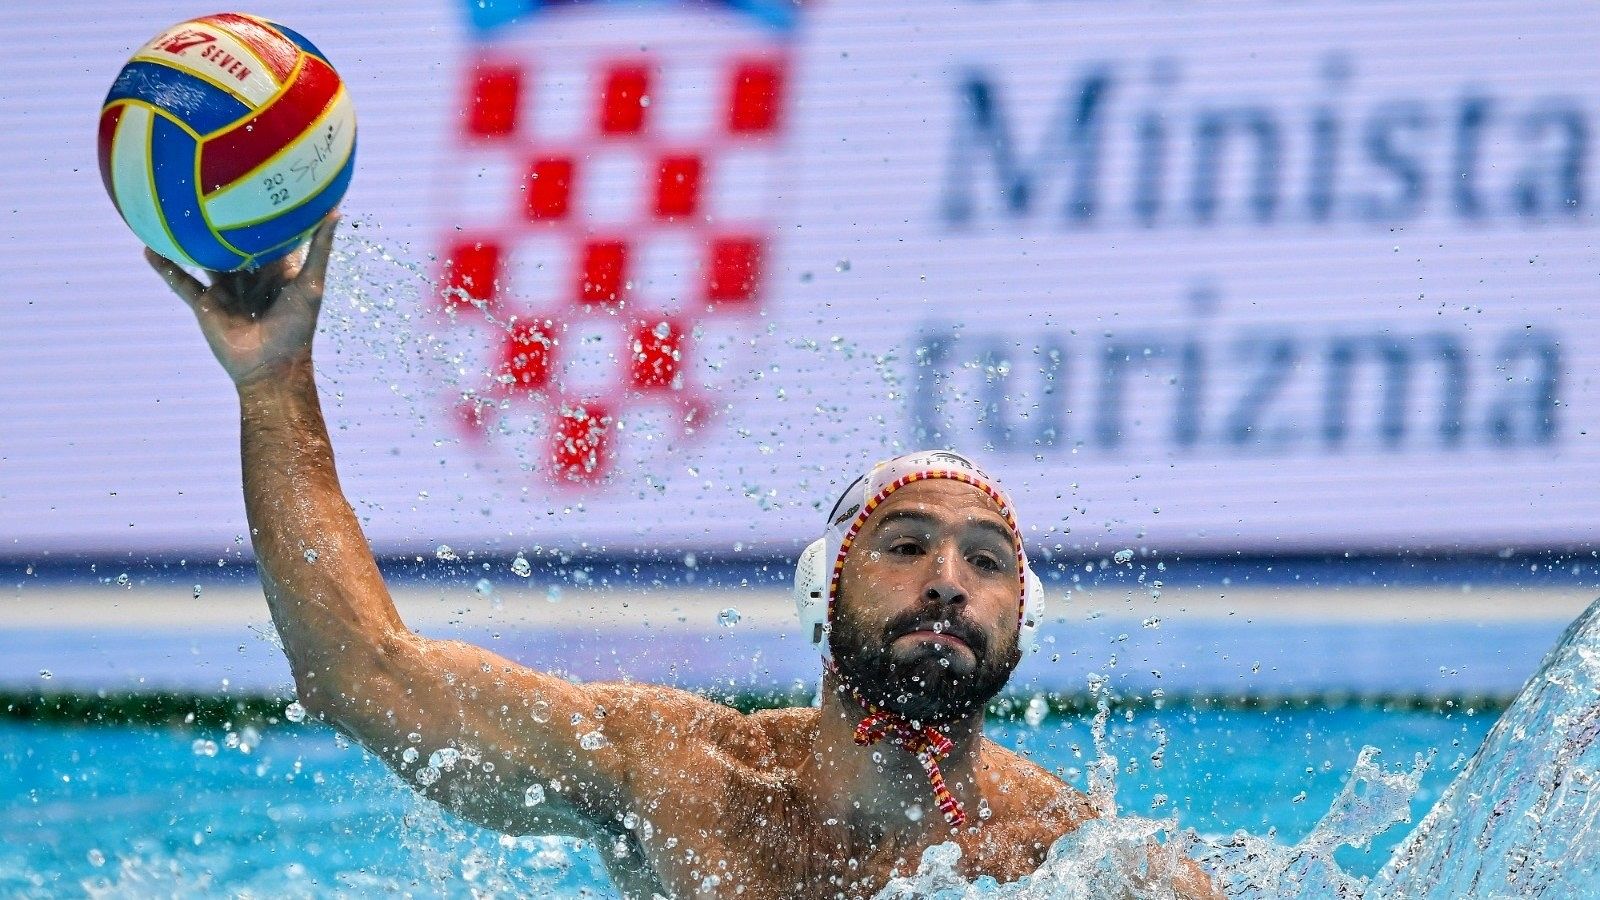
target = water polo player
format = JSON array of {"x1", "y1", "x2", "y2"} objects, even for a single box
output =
[{"x1": 144, "y1": 218, "x2": 1218, "y2": 898}]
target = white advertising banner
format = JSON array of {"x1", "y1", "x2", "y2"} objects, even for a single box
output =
[{"x1": 4, "y1": 0, "x2": 1599, "y2": 557}]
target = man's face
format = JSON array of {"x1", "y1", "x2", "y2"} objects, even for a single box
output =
[{"x1": 829, "y1": 478, "x2": 1024, "y2": 724}]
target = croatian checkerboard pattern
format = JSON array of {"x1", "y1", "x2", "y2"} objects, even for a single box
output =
[{"x1": 436, "y1": 40, "x2": 787, "y2": 485}]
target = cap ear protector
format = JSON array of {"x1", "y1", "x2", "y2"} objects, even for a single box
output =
[{"x1": 792, "y1": 451, "x2": 1047, "y2": 660}]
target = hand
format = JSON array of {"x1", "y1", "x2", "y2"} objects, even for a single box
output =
[{"x1": 145, "y1": 214, "x2": 339, "y2": 388}]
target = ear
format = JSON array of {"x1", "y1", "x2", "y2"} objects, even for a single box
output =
[
  {"x1": 793, "y1": 538, "x2": 830, "y2": 655},
  {"x1": 1018, "y1": 567, "x2": 1046, "y2": 653}
]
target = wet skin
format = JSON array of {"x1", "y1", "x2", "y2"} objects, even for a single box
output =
[{"x1": 144, "y1": 218, "x2": 1220, "y2": 899}]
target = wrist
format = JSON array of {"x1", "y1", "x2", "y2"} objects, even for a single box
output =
[{"x1": 234, "y1": 355, "x2": 316, "y2": 398}]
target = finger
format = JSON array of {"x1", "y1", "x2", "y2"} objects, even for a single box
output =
[
  {"x1": 296, "y1": 213, "x2": 341, "y2": 297},
  {"x1": 144, "y1": 249, "x2": 205, "y2": 309}
]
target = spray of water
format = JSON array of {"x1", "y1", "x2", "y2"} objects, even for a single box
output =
[{"x1": 79, "y1": 238, "x2": 1594, "y2": 898}]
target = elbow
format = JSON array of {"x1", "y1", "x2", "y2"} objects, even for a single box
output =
[{"x1": 290, "y1": 627, "x2": 417, "y2": 725}]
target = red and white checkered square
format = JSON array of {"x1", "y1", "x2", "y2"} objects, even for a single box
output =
[{"x1": 438, "y1": 26, "x2": 789, "y2": 486}]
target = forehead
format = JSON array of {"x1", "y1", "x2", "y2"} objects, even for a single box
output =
[{"x1": 865, "y1": 478, "x2": 1011, "y2": 530}]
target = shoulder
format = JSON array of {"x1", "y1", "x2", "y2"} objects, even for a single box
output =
[
  {"x1": 977, "y1": 738, "x2": 1099, "y2": 827},
  {"x1": 746, "y1": 706, "x2": 822, "y2": 767},
  {"x1": 583, "y1": 684, "x2": 815, "y2": 771}
]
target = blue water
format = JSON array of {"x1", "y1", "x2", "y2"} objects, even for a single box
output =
[{"x1": 0, "y1": 706, "x2": 1493, "y2": 897}]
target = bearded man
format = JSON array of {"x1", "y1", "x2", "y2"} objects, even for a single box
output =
[{"x1": 144, "y1": 216, "x2": 1218, "y2": 898}]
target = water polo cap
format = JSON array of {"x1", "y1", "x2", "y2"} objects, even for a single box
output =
[{"x1": 792, "y1": 450, "x2": 1045, "y2": 661}]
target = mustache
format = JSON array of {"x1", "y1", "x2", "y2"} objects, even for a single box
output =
[{"x1": 882, "y1": 605, "x2": 990, "y2": 658}]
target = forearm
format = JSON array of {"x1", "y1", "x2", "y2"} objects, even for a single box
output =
[{"x1": 236, "y1": 357, "x2": 406, "y2": 714}]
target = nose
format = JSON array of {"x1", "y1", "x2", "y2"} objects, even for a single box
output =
[{"x1": 922, "y1": 549, "x2": 968, "y2": 606}]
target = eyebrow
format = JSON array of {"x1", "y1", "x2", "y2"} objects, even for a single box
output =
[{"x1": 872, "y1": 508, "x2": 1017, "y2": 551}]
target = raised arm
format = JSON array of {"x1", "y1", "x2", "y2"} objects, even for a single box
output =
[{"x1": 144, "y1": 220, "x2": 732, "y2": 837}]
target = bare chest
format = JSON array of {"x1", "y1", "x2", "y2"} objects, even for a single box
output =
[{"x1": 612, "y1": 793, "x2": 1070, "y2": 900}]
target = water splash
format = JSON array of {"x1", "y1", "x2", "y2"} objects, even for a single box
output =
[
  {"x1": 1191, "y1": 747, "x2": 1428, "y2": 900},
  {"x1": 1374, "y1": 597, "x2": 1600, "y2": 898},
  {"x1": 875, "y1": 599, "x2": 1600, "y2": 899},
  {"x1": 867, "y1": 737, "x2": 1429, "y2": 899}
]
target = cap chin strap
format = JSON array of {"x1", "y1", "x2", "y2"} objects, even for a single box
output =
[{"x1": 827, "y1": 661, "x2": 967, "y2": 829}]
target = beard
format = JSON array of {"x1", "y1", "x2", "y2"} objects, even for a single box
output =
[{"x1": 829, "y1": 596, "x2": 1021, "y2": 726}]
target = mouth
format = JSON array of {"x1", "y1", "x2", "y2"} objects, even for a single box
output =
[
  {"x1": 891, "y1": 624, "x2": 976, "y2": 655},
  {"x1": 896, "y1": 630, "x2": 970, "y2": 652}
]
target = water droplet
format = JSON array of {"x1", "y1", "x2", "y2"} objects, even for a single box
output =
[
  {"x1": 546, "y1": 585, "x2": 563, "y2": 603},
  {"x1": 1024, "y1": 694, "x2": 1049, "y2": 727},
  {"x1": 835, "y1": 259, "x2": 851, "y2": 272},
  {"x1": 682, "y1": 552, "x2": 697, "y2": 570},
  {"x1": 402, "y1": 747, "x2": 419, "y2": 764},
  {"x1": 416, "y1": 765, "x2": 441, "y2": 786},
  {"x1": 436, "y1": 544, "x2": 458, "y2": 562},
  {"x1": 717, "y1": 607, "x2": 742, "y2": 628},
  {"x1": 530, "y1": 699, "x2": 552, "y2": 723},
  {"x1": 1113, "y1": 549, "x2": 1134, "y2": 565},
  {"x1": 524, "y1": 783, "x2": 546, "y2": 807},
  {"x1": 116, "y1": 573, "x2": 131, "y2": 588},
  {"x1": 37, "y1": 669, "x2": 51, "y2": 680},
  {"x1": 1142, "y1": 616, "x2": 1161, "y2": 629},
  {"x1": 580, "y1": 730, "x2": 609, "y2": 751},
  {"x1": 429, "y1": 748, "x2": 461, "y2": 770},
  {"x1": 511, "y1": 554, "x2": 531, "y2": 578},
  {"x1": 192, "y1": 584, "x2": 203, "y2": 599},
  {"x1": 475, "y1": 578, "x2": 494, "y2": 597},
  {"x1": 653, "y1": 321, "x2": 672, "y2": 339},
  {"x1": 87, "y1": 848, "x2": 105, "y2": 867},
  {"x1": 303, "y1": 548, "x2": 319, "y2": 563},
  {"x1": 284, "y1": 701, "x2": 306, "y2": 723},
  {"x1": 904, "y1": 803, "x2": 923, "y2": 821},
  {"x1": 191, "y1": 739, "x2": 218, "y2": 757}
]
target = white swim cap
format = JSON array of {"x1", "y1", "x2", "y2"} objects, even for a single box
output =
[{"x1": 793, "y1": 450, "x2": 1045, "y2": 659}]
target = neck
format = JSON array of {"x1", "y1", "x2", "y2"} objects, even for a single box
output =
[{"x1": 803, "y1": 669, "x2": 988, "y2": 840}]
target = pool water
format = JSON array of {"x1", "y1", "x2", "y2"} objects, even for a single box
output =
[{"x1": 0, "y1": 706, "x2": 1493, "y2": 897}]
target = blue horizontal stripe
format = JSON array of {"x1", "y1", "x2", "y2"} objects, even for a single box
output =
[
  {"x1": 150, "y1": 116, "x2": 247, "y2": 271},
  {"x1": 220, "y1": 145, "x2": 355, "y2": 260},
  {"x1": 465, "y1": 0, "x2": 797, "y2": 33},
  {"x1": 104, "y1": 60, "x2": 251, "y2": 135}
]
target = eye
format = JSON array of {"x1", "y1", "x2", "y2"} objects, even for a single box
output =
[
  {"x1": 888, "y1": 539, "x2": 924, "y2": 556},
  {"x1": 968, "y1": 552, "x2": 1002, "y2": 572}
]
